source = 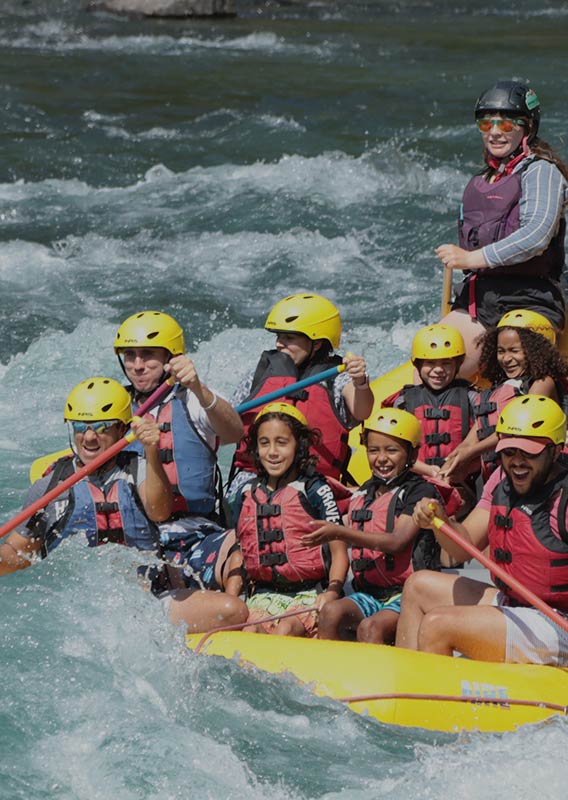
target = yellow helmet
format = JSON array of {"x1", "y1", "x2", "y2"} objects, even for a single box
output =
[
  {"x1": 497, "y1": 309, "x2": 556, "y2": 345},
  {"x1": 255, "y1": 402, "x2": 308, "y2": 428},
  {"x1": 496, "y1": 395, "x2": 566, "y2": 446},
  {"x1": 114, "y1": 311, "x2": 185, "y2": 355},
  {"x1": 411, "y1": 324, "x2": 465, "y2": 363},
  {"x1": 265, "y1": 294, "x2": 341, "y2": 349},
  {"x1": 363, "y1": 407, "x2": 422, "y2": 448},
  {"x1": 64, "y1": 378, "x2": 132, "y2": 424}
]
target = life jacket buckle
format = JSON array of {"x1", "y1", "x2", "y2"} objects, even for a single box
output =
[
  {"x1": 259, "y1": 552, "x2": 288, "y2": 566},
  {"x1": 424, "y1": 408, "x2": 450, "y2": 420},
  {"x1": 256, "y1": 503, "x2": 281, "y2": 518},
  {"x1": 258, "y1": 527, "x2": 285, "y2": 544},
  {"x1": 494, "y1": 547, "x2": 513, "y2": 563}
]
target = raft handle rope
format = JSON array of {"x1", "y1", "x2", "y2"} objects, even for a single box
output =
[
  {"x1": 336, "y1": 692, "x2": 568, "y2": 714},
  {"x1": 193, "y1": 605, "x2": 319, "y2": 653}
]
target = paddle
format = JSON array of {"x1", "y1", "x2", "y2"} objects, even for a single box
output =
[
  {"x1": 234, "y1": 364, "x2": 345, "y2": 414},
  {"x1": 3, "y1": 378, "x2": 175, "y2": 541},
  {"x1": 19, "y1": 364, "x2": 346, "y2": 540},
  {"x1": 441, "y1": 265, "x2": 453, "y2": 318},
  {"x1": 430, "y1": 511, "x2": 568, "y2": 636}
]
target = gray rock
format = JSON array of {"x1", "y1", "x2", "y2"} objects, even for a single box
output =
[{"x1": 87, "y1": 0, "x2": 236, "y2": 17}]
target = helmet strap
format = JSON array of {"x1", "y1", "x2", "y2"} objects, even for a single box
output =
[{"x1": 370, "y1": 446, "x2": 415, "y2": 489}]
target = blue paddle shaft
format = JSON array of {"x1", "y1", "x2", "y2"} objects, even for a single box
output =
[{"x1": 234, "y1": 365, "x2": 343, "y2": 414}]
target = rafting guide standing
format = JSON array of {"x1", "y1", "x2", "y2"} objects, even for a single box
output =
[{"x1": 436, "y1": 81, "x2": 568, "y2": 378}]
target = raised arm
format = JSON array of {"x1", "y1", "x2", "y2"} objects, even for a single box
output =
[
  {"x1": 167, "y1": 355, "x2": 244, "y2": 444},
  {"x1": 132, "y1": 416, "x2": 173, "y2": 522}
]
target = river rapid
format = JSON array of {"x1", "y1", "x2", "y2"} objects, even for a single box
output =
[{"x1": 1, "y1": 1, "x2": 568, "y2": 797}]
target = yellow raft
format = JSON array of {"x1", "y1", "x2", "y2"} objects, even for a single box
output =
[
  {"x1": 185, "y1": 629, "x2": 568, "y2": 733},
  {"x1": 186, "y1": 350, "x2": 568, "y2": 735}
]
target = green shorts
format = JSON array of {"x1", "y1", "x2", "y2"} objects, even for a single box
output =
[{"x1": 246, "y1": 589, "x2": 319, "y2": 636}]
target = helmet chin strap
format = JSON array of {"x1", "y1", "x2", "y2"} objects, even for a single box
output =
[
  {"x1": 487, "y1": 135, "x2": 530, "y2": 182},
  {"x1": 371, "y1": 448, "x2": 414, "y2": 488}
]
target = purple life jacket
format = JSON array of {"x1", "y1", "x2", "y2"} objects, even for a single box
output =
[{"x1": 458, "y1": 161, "x2": 565, "y2": 281}]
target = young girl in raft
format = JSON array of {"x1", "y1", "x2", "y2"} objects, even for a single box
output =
[
  {"x1": 301, "y1": 408, "x2": 456, "y2": 645},
  {"x1": 441, "y1": 308, "x2": 568, "y2": 484},
  {"x1": 228, "y1": 402, "x2": 348, "y2": 638}
]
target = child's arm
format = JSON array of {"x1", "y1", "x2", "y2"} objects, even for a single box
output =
[
  {"x1": 341, "y1": 353, "x2": 374, "y2": 421},
  {"x1": 301, "y1": 514, "x2": 421, "y2": 556},
  {"x1": 529, "y1": 376, "x2": 559, "y2": 402},
  {"x1": 316, "y1": 539, "x2": 349, "y2": 610},
  {"x1": 439, "y1": 423, "x2": 493, "y2": 481},
  {"x1": 411, "y1": 459, "x2": 443, "y2": 479},
  {"x1": 223, "y1": 545, "x2": 245, "y2": 597}
]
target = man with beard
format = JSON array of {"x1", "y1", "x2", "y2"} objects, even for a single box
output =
[{"x1": 395, "y1": 394, "x2": 568, "y2": 665}]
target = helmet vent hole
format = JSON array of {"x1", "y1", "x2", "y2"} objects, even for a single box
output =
[
  {"x1": 532, "y1": 420, "x2": 544, "y2": 431},
  {"x1": 147, "y1": 331, "x2": 159, "y2": 340},
  {"x1": 101, "y1": 403, "x2": 113, "y2": 413},
  {"x1": 284, "y1": 315, "x2": 299, "y2": 324}
]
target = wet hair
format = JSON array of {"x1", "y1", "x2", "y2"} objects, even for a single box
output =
[
  {"x1": 246, "y1": 412, "x2": 321, "y2": 479},
  {"x1": 530, "y1": 137, "x2": 568, "y2": 181},
  {"x1": 477, "y1": 326, "x2": 568, "y2": 385}
]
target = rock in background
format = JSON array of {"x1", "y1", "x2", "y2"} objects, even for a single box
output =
[{"x1": 87, "y1": 0, "x2": 236, "y2": 16}]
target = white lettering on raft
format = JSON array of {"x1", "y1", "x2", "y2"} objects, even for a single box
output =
[{"x1": 461, "y1": 680, "x2": 510, "y2": 708}]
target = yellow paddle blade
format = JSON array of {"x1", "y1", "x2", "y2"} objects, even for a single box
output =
[
  {"x1": 29, "y1": 448, "x2": 73, "y2": 484},
  {"x1": 346, "y1": 360, "x2": 414, "y2": 485}
]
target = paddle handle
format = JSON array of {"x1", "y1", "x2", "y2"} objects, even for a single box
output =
[
  {"x1": 431, "y1": 514, "x2": 568, "y2": 635},
  {"x1": 441, "y1": 266, "x2": 453, "y2": 317},
  {"x1": 234, "y1": 364, "x2": 345, "y2": 414}
]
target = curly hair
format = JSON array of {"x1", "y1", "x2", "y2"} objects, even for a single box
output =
[
  {"x1": 477, "y1": 325, "x2": 568, "y2": 385},
  {"x1": 246, "y1": 412, "x2": 321, "y2": 480}
]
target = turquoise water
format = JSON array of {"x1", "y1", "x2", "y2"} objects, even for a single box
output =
[{"x1": 1, "y1": 1, "x2": 568, "y2": 796}]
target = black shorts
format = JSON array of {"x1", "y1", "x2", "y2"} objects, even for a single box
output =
[{"x1": 452, "y1": 273, "x2": 566, "y2": 330}]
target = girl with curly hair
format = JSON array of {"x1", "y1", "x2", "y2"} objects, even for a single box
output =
[{"x1": 440, "y1": 309, "x2": 568, "y2": 483}]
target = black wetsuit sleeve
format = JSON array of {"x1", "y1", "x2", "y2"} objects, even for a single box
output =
[
  {"x1": 305, "y1": 478, "x2": 342, "y2": 524},
  {"x1": 398, "y1": 479, "x2": 439, "y2": 517}
]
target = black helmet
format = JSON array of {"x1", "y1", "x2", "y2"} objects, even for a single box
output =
[{"x1": 474, "y1": 81, "x2": 540, "y2": 136}]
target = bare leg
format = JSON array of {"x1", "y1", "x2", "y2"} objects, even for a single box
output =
[
  {"x1": 395, "y1": 570, "x2": 497, "y2": 650},
  {"x1": 440, "y1": 309, "x2": 486, "y2": 379},
  {"x1": 357, "y1": 609, "x2": 400, "y2": 645},
  {"x1": 317, "y1": 598, "x2": 364, "y2": 641},
  {"x1": 273, "y1": 616, "x2": 308, "y2": 637},
  {"x1": 168, "y1": 589, "x2": 248, "y2": 633},
  {"x1": 419, "y1": 605, "x2": 506, "y2": 660}
]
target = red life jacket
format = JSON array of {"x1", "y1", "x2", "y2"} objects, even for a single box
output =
[
  {"x1": 38, "y1": 454, "x2": 159, "y2": 554},
  {"x1": 232, "y1": 350, "x2": 350, "y2": 481},
  {"x1": 348, "y1": 475, "x2": 442, "y2": 597},
  {"x1": 236, "y1": 478, "x2": 330, "y2": 591},
  {"x1": 474, "y1": 379, "x2": 528, "y2": 480},
  {"x1": 154, "y1": 398, "x2": 217, "y2": 517},
  {"x1": 489, "y1": 471, "x2": 568, "y2": 612},
  {"x1": 390, "y1": 382, "x2": 474, "y2": 467}
]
